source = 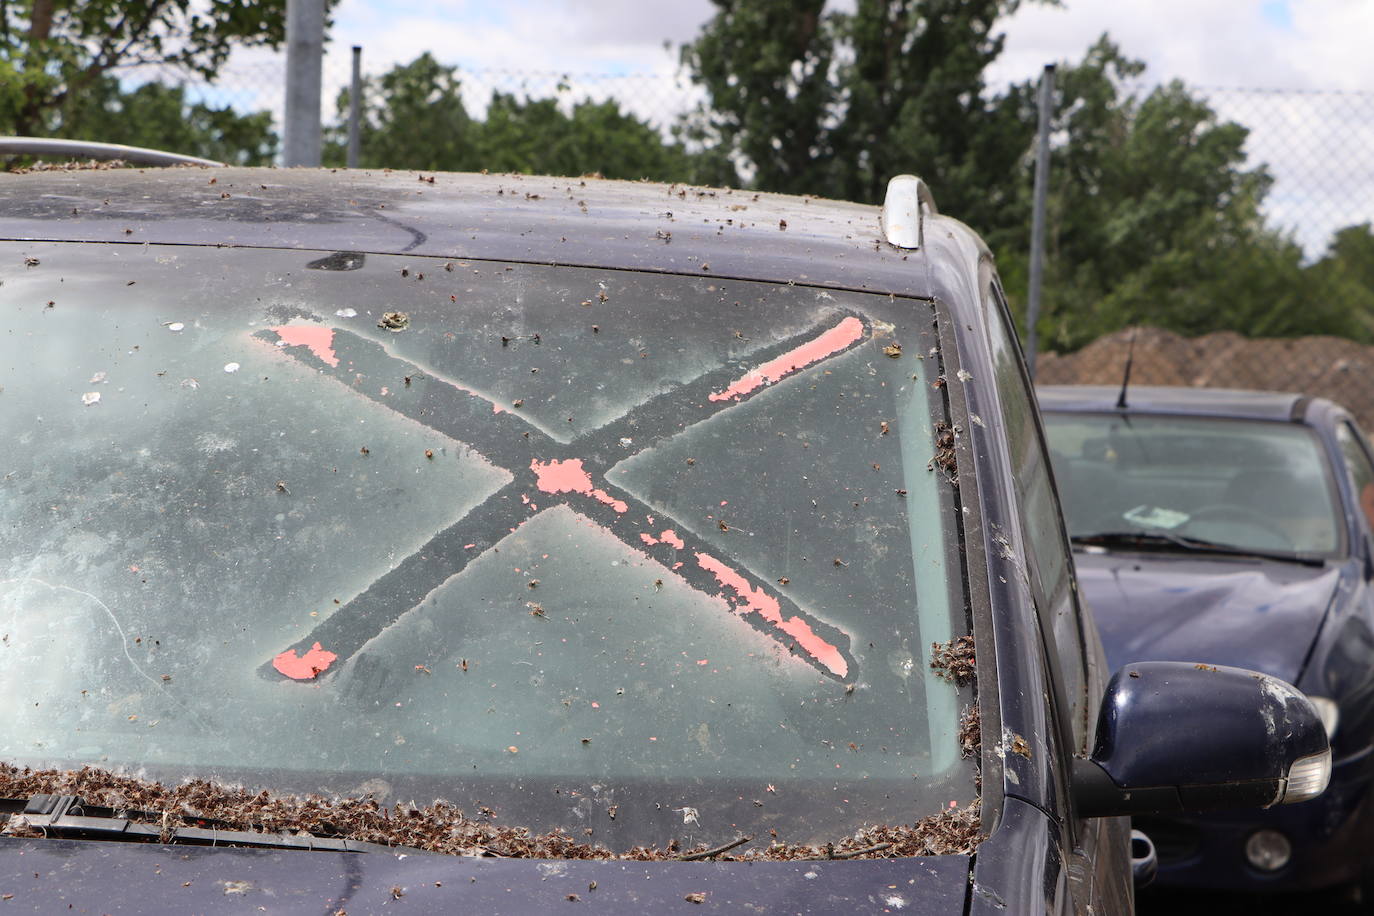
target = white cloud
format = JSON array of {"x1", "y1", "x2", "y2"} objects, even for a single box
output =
[
  {"x1": 326, "y1": 0, "x2": 714, "y2": 77},
  {"x1": 208, "y1": 0, "x2": 1372, "y2": 250},
  {"x1": 990, "y1": 0, "x2": 1374, "y2": 89}
]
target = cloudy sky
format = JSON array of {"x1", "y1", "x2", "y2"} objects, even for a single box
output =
[
  {"x1": 319, "y1": 0, "x2": 1374, "y2": 90},
  {"x1": 204, "y1": 1, "x2": 1371, "y2": 253}
]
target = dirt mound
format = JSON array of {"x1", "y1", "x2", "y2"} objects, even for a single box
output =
[{"x1": 1038, "y1": 327, "x2": 1374, "y2": 429}]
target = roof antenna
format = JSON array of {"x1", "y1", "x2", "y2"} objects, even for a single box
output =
[{"x1": 1115, "y1": 328, "x2": 1138, "y2": 410}]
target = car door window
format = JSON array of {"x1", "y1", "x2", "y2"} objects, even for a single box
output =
[
  {"x1": 982, "y1": 283, "x2": 1090, "y2": 755},
  {"x1": 1336, "y1": 422, "x2": 1374, "y2": 532}
]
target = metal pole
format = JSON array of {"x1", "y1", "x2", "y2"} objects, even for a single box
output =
[
  {"x1": 1025, "y1": 63, "x2": 1055, "y2": 379},
  {"x1": 283, "y1": 0, "x2": 324, "y2": 167},
  {"x1": 347, "y1": 45, "x2": 362, "y2": 169}
]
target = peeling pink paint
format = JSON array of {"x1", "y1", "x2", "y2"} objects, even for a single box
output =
[
  {"x1": 695, "y1": 552, "x2": 848, "y2": 678},
  {"x1": 639, "y1": 528, "x2": 685, "y2": 549},
  {"x1": 273, "y1": 642, "x2": 338, "y2": 680},
  {"x1": 709, "y1": 316, "x2": 864, "y2": 402},
  {"x1": 529, "y1": 458, "x2": 628, "y2": 513},
  {"x1": 272, "y1": 326, "x2": 339, "y2": 367}
]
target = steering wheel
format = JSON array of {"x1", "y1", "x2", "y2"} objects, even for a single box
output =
[{"x1": 1182, "y1": 504, "x2": 1295, "y2": 550}]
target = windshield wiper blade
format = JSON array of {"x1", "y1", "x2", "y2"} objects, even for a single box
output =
[
  {"x1": 1, "y1": 794, "x2": 434, "y2": 855},
  {"x1": 1071, "y1": 531, "x2": 1324, "y2": 567}
]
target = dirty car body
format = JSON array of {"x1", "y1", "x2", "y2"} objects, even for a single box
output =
[
  {"x1": 1041, "y1": 384, "x2": 1374, "y2": 893},
  {"x1": 0, "y1": 168, "x2": 1320, "y2": 913}
]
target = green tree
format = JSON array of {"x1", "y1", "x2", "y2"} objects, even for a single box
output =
[
  {"x1": 1313, "y1": 223, "x2": 1374, "y2": 295},
  {"x1": 680, "y1": 0, "x2": 1037, "y2": 227},
  {"x1": 325, "y1": 53, "x2": 729, "y2": 184},
  {"x1": 324, "y1": 53, "x2": 479, "y2": 171},
  {"x1": 1306, "y1": 223, "x2": 1374, "y2": 338},
  {"x1": 681, "y1": 7, "x2": 1369, "y2": 347},
  {"x1": 1029, "y1": 38, "x2": 1360, "y2": 348},
  {"x1": 476, "y1": 93, "x2": 699, "y2": 181},
  {"x1": 0, "y1": 0, "x2": 326, "y2": 138},
  {"x1": 50, "y1": 76, "x2": 276, "y2": 164},
  {"x1": 679, "y1": 0, "x2": 841, "y2": 194}
]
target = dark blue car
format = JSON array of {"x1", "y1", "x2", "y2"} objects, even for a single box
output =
[
  {"x1": 0, "y1": 158, "x2": 1329, "y2": 914},
  {"x1": 1041, "y1": 384, "x2": 1374, "y2": 896}
]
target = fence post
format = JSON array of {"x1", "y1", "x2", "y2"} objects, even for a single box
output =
[
  {"x1": 283, "y1": 0, "x2": 325, "y2": 167},
  {"x1": 347, "y1": 45, "x2": 362, "y2": 169},
  {"x1": 1026, "y1": 63, "x2": 1055, "y2": 379}
]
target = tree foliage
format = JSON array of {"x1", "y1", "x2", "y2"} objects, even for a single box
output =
[
  {"x1": 324, "y1": 53, "x2": 477, "y2": 171},
  {"x1": 681, "y1": 0, "x2": 1034, "y2": 223},
  {"x1": 0, "y1": 0, "x2": 320, "y2": 137},
  {"x1": 1029, "y1": 38, "x2": 1368, "y2": 348},
  {"x1": 46, "y1": 76, "x2": 277, "y2": 165},
  {"x1": 323, "y1": 53, "x2": 729, "y2": 184},
  {"x1": 684, "y1": 7, "x2": 1374, "y2": 349}
]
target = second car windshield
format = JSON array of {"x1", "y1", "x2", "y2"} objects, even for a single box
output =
[{"x1": 1045, "y1": 412, "x2": 1343, "y2": 557}]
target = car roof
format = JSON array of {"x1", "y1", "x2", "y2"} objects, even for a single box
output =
[
  {"x1": 0, "y1": 167, "x2": 991, "y2": 304},
  {"x1": 1036, "y1": 384, "x2": 1314, "y2": 423}
]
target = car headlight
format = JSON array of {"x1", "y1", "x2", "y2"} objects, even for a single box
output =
[
  {"x1": 1281, "y1": 750, "x2": 1332, "y2": 804},
  {"x1": 1307, "y1": 695, "x2": 1339, "y2": 740}
]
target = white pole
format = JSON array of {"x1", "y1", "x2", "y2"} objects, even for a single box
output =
[{"x1": 283, "y1": 0, "x2": 324, "y2": 167}]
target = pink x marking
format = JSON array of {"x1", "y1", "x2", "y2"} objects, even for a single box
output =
[{"x1": 259, "y1": 314, "x2": 868, "y2": 682}]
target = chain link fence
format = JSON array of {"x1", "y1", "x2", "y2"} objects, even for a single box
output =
[
  {"x1": 121, "y1": 56, "x2": 1374, "y2": 416},
  {"x1": 1038, "y1": 327, "x2": 1374, "y2": 431},
  {"x1": 1204, "y1": 86, "x2": 1374, "y2": 260},
  {"x1": 137, "y1": 54, "x2": 1374, "y2": 253},
  {"x1": 1029, "y1": 85, "x2": 1374, "y2": 422},
  {"x1": 129, "y1": 54, "x2": 701, "y2": 142}
]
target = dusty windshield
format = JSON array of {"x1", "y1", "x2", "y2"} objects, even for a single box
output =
[
  {"x1": 0, "y1": 242, "x2": 971, "y2": 851},
  {"x1": 1045, "y1": 412, "x2": 1343, "y2": 557}
]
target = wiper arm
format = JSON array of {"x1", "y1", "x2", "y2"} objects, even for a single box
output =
[
  {"x1": 1072, "y1": 531, "x2": 1324, "y2": 567},
  {"x1": 1, "y1": 794, "x2": 434, "y2": 855}
]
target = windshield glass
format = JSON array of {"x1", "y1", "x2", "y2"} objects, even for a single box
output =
[
  {"x1": 1045, "y1": 411, "x2": 1343, "y2": 557},
  {"x1": 0, "y1": 242, "x2": 971, "y2": 852}
]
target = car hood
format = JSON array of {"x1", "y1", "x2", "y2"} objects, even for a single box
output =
[
  {"x1": 1075, "y1": 551, "x2": 1341, "y2": 685},
  {"x1": 0, "y1": 839, "x2": 970, "y2": 914}
]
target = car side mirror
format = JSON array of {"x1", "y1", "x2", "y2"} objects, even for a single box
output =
[{"x1": 1073, "y1": 662, "x2": 1330, "y2": 818}]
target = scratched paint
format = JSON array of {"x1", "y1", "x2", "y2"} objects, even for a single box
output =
[
  {"x1": 530, "y1": 459, "x2": 628, "y2": 513},
  {"x1": 640, "y1": 529, "x2": 686, "y2": 549},
  {"x1": 272, "y1": 326, "x2": 340, "y2": 367},
  {"x1": 695, "y1": 552, "x2": 848, "y2": 678},
  {"x1": 709, "y1": 316, "x2": 865, "y2": 402},
  {"x1": 272, "y1": 642, "x2": 338, "y2": 680}
]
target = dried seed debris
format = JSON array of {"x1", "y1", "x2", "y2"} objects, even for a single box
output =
[
  {"x1": 929, "y1": 635, "x2": 976, "y2": 687},
  {"x1": 958, "y1": 705, "x2": 981, "y2": 759},
  {"x1": 0, "y1": 763, "x2": 984, "y2": 861}
]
